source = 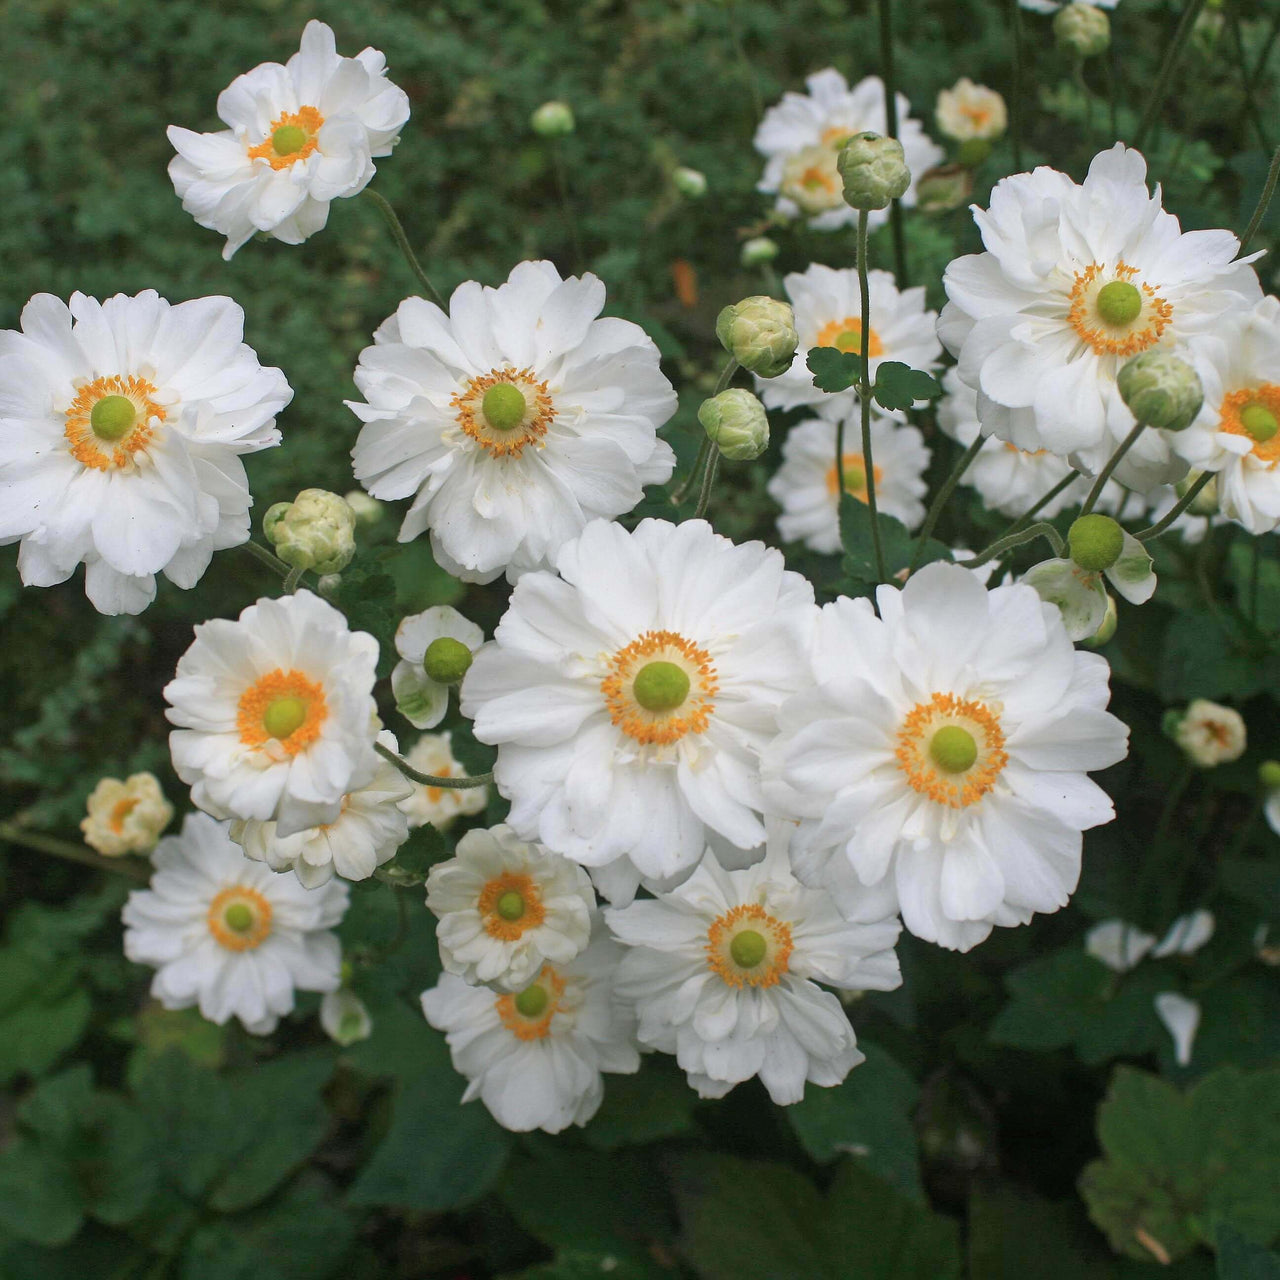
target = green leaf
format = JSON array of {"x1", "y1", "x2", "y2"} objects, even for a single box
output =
[
  {"x1": 871, "y1": 362, "x2": 942, "y2": 412},
  {"x1": 505, "y1": 1253, "x2": 670, "y2": 1280},
  {"x1": 581, "y1": 1055, "x2": 697, "y2": 1150},
  {"x1": 806, "y1": 346, "x2": 862, "y2": 393},
  {"x1": 968, "y1": 1185, "x2": 1123, "y2": 1280},
  {"x1": 1219, "y1": 859, "x2": 1280, "y2": 920},
  {"x1": 786, "y1": 1041, "x2": 923, "y2": 1202},
  {"x1": 1159, "y1": 612, "x2": 1280, "y2": 701},
  {"x1": 0, "y1": 984, "x2": 90, "y2": 1087},
  {"x1": 1218, "y1": 1225, "x2": 1280, "y2": 1279},
  {"x1": 839, "y1": 496, "x2": 951, "y2": 586}
]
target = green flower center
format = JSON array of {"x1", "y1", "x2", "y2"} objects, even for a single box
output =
[
  {"x1": 423, "y1": 636, "x2": 473, "y2": 685},
  {"x1": 729, "y1": 929, "x2": 768, "y2": 968},
  {"x1": 835, "y1": 329, "x2": 862, "y2": 352},
  {"x1": 481, "y1": 383, "x2": 527, "y2": 432},
  {"x1": 843, "y1": 464, "x2": 867, "y2": 494},
  {"x1": 929, "y1": 725, "x2": 978, "y2": 774},
  {"x1": 224, "y1": 903, "x2": 254, "y2": 932},
  {"x1": 263, "y1": 696, "x2": 308, "y2": 740},
  {"x1": 272, "y1": 124, "x2": 308, "y2": 156},
  {"x1": 1095, "y1": 280, "x2": 1142, "y2": 328},
  {"x1": 1241, "y1": 402, "x2": 1279, "y2": 443},
  {"x1": 496, "y1": 890, "x2": 526, "y2": 922},
  {"x1": 515, "y1": 983, "x2": 549, "y2": 1018},
  {"x1": 89, "y1": 395, "x2": 137, "y2": 442},
  {"x1": 631, "y1": 661, "x2": 690, "y2": 712}
]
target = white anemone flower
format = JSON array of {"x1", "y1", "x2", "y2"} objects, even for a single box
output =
[
  {"x1": 1174, "y1": 699, "x2": 1246, "y2": 767},
  {"x1": 767, "y1": 413, "x2": 930, "y2": 553},
  {"x1": 421, "y1": 927, "x2": 639, "y2": 1133},
  {"x1": 122, "y1": 813, "x2": 347, "y2": 1034},
  {"x1": 349, "y1": 260, "x2": 677, "y2": 584},
  {"x1": 0, "y1": 291, "x2": 290, "y2": 614},
  {"x1": 81, "y1": 772, "x2": 174, "y2": 856},
  {"x1": 606, "y1": 845, "x2": 901, "y2": 1104},
  {"x1": 935, "y1": 80, "x2": 1007, "y2": 143},
  {"x1": 754, "y1": 70, "x2": 944, "y2": 232},
  {"x1": 167, "y1": 20, "x2": 410, "y2": 259},
  {"x1": 460, "y1": 517, "x2": 817, "y2": 885},
  {"x1": 166, "y1": 591, "x2": 380, "y2": 837},
  {"x1": 230, "y1": 731, "x2": 412, "y2": 887},
  {"x1": 1085, "y1": 909, "x2": 1215, "y2": 972},
  {"x1": 391, "y1": 606, "x2": 484, "y2": 729},
  {"x1": 763, "y1": 561, "x2": 1129, "y2": 951},
  {"x1": 396, "y1": 731, "x2": 489, "y2": 830},
  {"x1": 425, "y1": 823, "x2": 595, "y2": 990},
  {"x1": 1154, "y1": 992, "x2": 1200, "y2": 1067},
  {"x1": 758, "y1": 266, "x2": 942, "y2": 418},
  {"x1": 940, "y1": 144, "x2": 1261, "y2": 490}
]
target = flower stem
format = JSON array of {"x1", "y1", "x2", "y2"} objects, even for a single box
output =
[
  {"x1": 1240, "y1": 142, "x2": 1280, "y2": 254},
  {"x1": 283, "y1": 565, "x2": 304, "y2": 594},
  {"x1": 1133, "y1": 0, "x2": 1210, "y2": 151},
  {"x1": 1080, "y1": 419, "x2": 1147, "y2": 514},
  {"x1": 878, "y1": 0, "x2": 909, "y2": 287},
  {"x1": 374, "y1": 739, "x2": 492, "y2": 790},
  {"x1": 241, "y1": 539, "x2": 292, "y2": 579},
  {"x1": 1007, "y1": 0, "x2": 1025, "y2": 171},
  {"x1": 670, "y1": 439, "x2": 711, "y2": 507},
  {"x1": 0, "y1": 819, "x2": 151, "y2": 882},
  {"x1": 363, "y1": 189, "x2": 447, "y2": 309},
  {"x1": 967, "y1": 521, "x2": 1067, "y2": 568},
  {"x1": 712, "y1": 356, "x2": 739, "y2": 396},
  {"x1": 1135, "y1": 471, "x2": 1214, "y2": 541},
  {"x1": 995, "y1": 471, "x2": 1082, "y2": 542},
  {"x1": 909, "y1": 433, "x2": 986, "y2": 573},
  {"x1": 850, "y1": 209, "x2": 887, "y2": 583},
  {"x1": 693, "y1": 451, "x2": 721, "y2": 521}
]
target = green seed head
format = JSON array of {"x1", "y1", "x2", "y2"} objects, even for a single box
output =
[
  {"x1": 514, "y1": 983, "x2": 549, "y2": 1018},
  {"x1": 1241, "y1": 402, "x2": 1279, "y2": 443},
  {"x1": 224, "y1": 903, "x2": 254, "y2": 932},
  {"x1": 271, "y1": 124, "x2": 308, "y2": 156},
  {"x1": 263, "y1": 696, "x2": 308, "y2": 740},
  {"x1": 1095, "y1": 280, "x2": 1142, "y2": 328},
  {"x1": 481, "y1": 382, "x2": 527, "y2": 431},
  {"x1": 1259, "y1": 760, "x2": 1280, "y2": 792},
  {"x1": 929, "y1": 725, "x2": 978, "y2": 774},
  {"x1": 89, "y1": 394, "x2": 137, "y2": 442},
  {"x1": 632, "y1": 661, "x2": 690, "y2": 712},
  {"x1": 496, "y1": 890, "x2": 526, "y2": 922},
  {"x1": 729, "y1": 929, "x2": 768, "y2": 968},
  {"x1": 673, "y1": 166, "x2": 707, "y2": 198},
  {"x1": 1116, "y1": 351, "x2": 1204, "y2": 432},
  {"x1": 423, "y1": 635, "x2": 473, "y2": 685},
  {"x1": 837, "y1": 131, "x2": 911, "y2": 211},
  {"x1": 1068, "y1": 514, "x2": 1125, "y2": 572}
]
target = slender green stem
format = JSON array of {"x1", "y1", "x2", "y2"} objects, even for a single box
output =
[
  {"x1": 1135, "y1": 471, "x2": 1214, "y2": 541},
  {"x1": 241, "y1": 539, "x2": 291, "y2": 579},
  {"x1": 283, "y1": 565, "x2": 304, "y2": 594},
  {"x1": 1074, "y1": 59, "x2": 1094, "y2": 135},
  {"x1": 1253, "y1": 4, "x2": 1280, "y2": 82},
  {"x1": 852, "y1": 209, "x2": 887, "y2": 583},
  {"x1": 363, "y1": 188, "x2": 447, "y2": 308},
  {"x1": 878, "y1": 0, "x2": 908, "y2": 287},
  {"x1": 550, "y1": 139, "x2": 585, "y2": 271},
  {"x1": 1240, "y1": 143, "x2": 1280, "y2": 253},
  {"x1": 1133, "y1": 0, "x2": 1210, "y2": 151},
  {"x1": 1008, "y1": 0, "x2": 1025, "y2": 171},
  {"x1": 1134, "y1": 763, "x2": 1196, "y2": 922},
  {"x1": 967, "y1": 521, "x2": 1067, "y2": 568},
  {"x1": 712, "y1": 356, "x2": 739, "y2": 396},
  {"x1": 909, "y1": 434, "x2": 986, "y2": 573},
  {"x1": 1081, "y1": 420, "x2": 1147, "y2": 514},
  {"x1": 995, "y1": 472, "x2": 1082, "y2": 543},
  {"x1": 670, "y1": 438, "x2": 712, "y2": 506},
  {"x1": 375, "y1": 739, "x2": 492, "y2": 789},
  {"x1": 693, "y1": 451, "x2": 721, "y2": 521},
  {"x1": 0, "y1": 820, "x2": 151, "y2": 882}
]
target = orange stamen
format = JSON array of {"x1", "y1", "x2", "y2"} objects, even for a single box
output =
[
  {"x1": 207, "y1": 885, "x2": 273, "y2": 951},
  {"x1": 247, "y1": 106, "x2": 325, "y2": 169},
  {"x1": 452, "y1": 367, "x2": 555, "y2": 459},
  {"x1": 495, "y1": 965, "x2": 566, "y2": 1041},
  {"x1": 236, "y1": 669, "x2": 328, "y2": 756},
  {"x1": 705, "y1": 904, "x2": 794, "y2": 988},
  {"x1": 1217, "y1": 384, "x2": 1280, "y2": 465},
  {"x1": 896, "y1": 692, "x2": 1008, "y2": 809},
  {"x1": 476, "y1": 871, "x2": 546, "y2": 940},
  {"x1": 64, "y1": 374, "x2": 164, "y2": 471},
  {"x1": 1066, "y1": 261, "x2": 1172, "y2": 358},
  {"x1": 601, "y1": 630, "x2": 718, "y2": 747}
]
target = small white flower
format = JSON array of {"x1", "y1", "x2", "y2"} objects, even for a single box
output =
[
  {"x1": 320, "y1": 987, "x2": 373, "y2": 1045},
  {"x1": 1268, "y1": 792, "x2": 1280, "y2": 840},
  {"x1": 606, "y1": 845, "x2": 901, "y2": 1104},
  {"x1": 167, "y1": 20, "x2": 409, "y2": 259},
  {"x1": 230, "y1": 731, "x2": 412, "y2": 887},
  {"x1": 396, "y1": 731, "x2": 489, "y2": 830},
  {"x1": 350, "y1": 261, "x2": 677, "y2": 584},
  {"x1": 758, "y1": 265, "x2": 942, "y2": 418},
  {"x1": 935, "y1": 79, "x2": 1007, "y2": 142},
  {"x1": 421, "y1": 926, "x2": 639, "y2": 1133},
  {"x1": 166, "y1": 590, "x2": 380, "y2": 837},
  {"x1": 391, "y1": 606, "x2": 484, "y2": 729},
  {"x1": 81, "y1": 772, "x2": 173, "y2": 856},
  {"x1": 122, "y1": 812, "x2": 347, "y2": 1034},
  {"x1": 1085, "y1": 920, "x2": 1156, "y2": 972},
  {"x1": 1152, "y1": 909, "x2": 1215, "y2": 957},
  {"x1": 767, "y1": 413, "x2": 930, "y2": 554},
  {"x1": 1023, "y1": 530, "x2": 1156, "y2": 642},
  {"x1": 460, "y1": 517, "x2": 817, "y2": 886},
  {"x1": 1174, "y1": 699, "x2": 1246, "y2": 767},
  {"x1": 1154, "y1": 991, "x2": 1200, "y2": 1067},
  {"x1": 755, "y1": 70, "x2": 943, "y2": 232},
  {"x1": 0, "y1": 291, "x2": 289, "y2": 614},
  {"x1": 426, "y1": 823, "x2": 594, "y2": 990},
  {"x1": 764, "y1": 562, "x2": 1130, "y2": 951}
]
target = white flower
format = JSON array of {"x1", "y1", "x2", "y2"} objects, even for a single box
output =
[
  {"x1": 1151, "y1": 909, "x2": 1215, "y2": 957},
  {"x1": 1174, "y1": 698, "x2": 1246, "y2": 766},
  {"x1": 421, "y1": 926, "x2": 639, "y2": 1133},
  {"x1": 230, "y1": 731, "x2": 412, "y2": 887},
  {"x1": 391, "y1": 606, "x2": 484, "y2": 729},
  {"x1": 81, "y1": 772, "x2": 173, "y2": 856},
  {"x1": 167, "y1": 20, "x2": 409, "y2": 259},
  {"x1": 321, "y1": 988, "x2": 373, "y2": 1045},
  {"x1": 1154, "y1": 991, "x2": 1200, "y2": 1067},
  {"x1": 767, "y1": 413, "x2": 930, "y2": 554},
  {"x1": 1085, "y1": 910, "x2": 1214, "y2": 972},
  {"x1": 460, "y1": 518, "x2": 816, "y2": 885},
  {"x1": 350, "y1": 261, "x2": 677, "y2": 584},
  {"x1": 0, "y1": 291, "x2": 289, "y2": 614},
  {"x1": 396, "y1": 731, "x2": 489, "y2": 830},
  {"x1": 758, "y1": 265, "x2": 942, "y2": 418},
  {"x1": 940, "y1": 144, "x2": 1261, "y2": 490},
  {"x1": 426, "y1": 823, "x2": 594, "y2": 990},
  {"x1": 166, "y1": 590, "x2": 379, "y2": 838},
  {"x1": 606, "y1": 845, "x2": 901, "y2": 1104},
  {"x1": 754, "y1": 70, "x2": 943, "y2": 232},
  {"x1": 763, "y1": 561, "x2": 1129, "y2": 951},
  {"x1": 935, "y1": 79, "x2": 1007, "y2": 142},
  {"x1": 122, "y1": 812, "x2": 347, "y2": 1034},
  {"x1": 938, "y1": 369, "x2": 1084, "y2": 519}
]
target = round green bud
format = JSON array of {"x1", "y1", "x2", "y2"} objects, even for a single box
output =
[
  {"x1": 1259, "y1": 760, "x2": 1280, "y2": 792},
  {"x1": 263, "y1": 488, "x2": 358, "y2": 574},
  {"x1": 1068, "y1": 514, "x2": 1125, "y2": 572},
  {"x1": 632, "y1": 660, "x2": 690, "y2": 712},
  {"x1": 1241, "y1": 402, "x2": 1279, "y2": 443},
  {"x1": 496, "y1": 890, "x2": 526, "y2": 921},
  {"x1": 482, "y1": 382, "x2": 527, "y2": 431},
  {"x1": 263, "y1": 696, "x2": 308, "y2": 740},
  {"x1": 1096, "y1": 280, "x2": 1143, "y2": 328},
  {"x1": 515, "y1": 983, "x2": 549, "y2": 1018},
  {"x1": 1116, "y1": 351, "x2": 1204, "y2": 432},
  {"x1": 673, "y1": 166, "x2": 707, "y2": 198},
  {"x1": 729, "y1": 929, "x2": 767, "y2": 968},
  {"x1": 1083, "y1": 593, "x2": 1118, "y2": 648},
  {"x1": 90, "y1": 394, "x2": 136, "y2": 442},
  {"x1": 224, "y1": 902, "x2": 254, "y2": 932},
  {"x1": 698, "y1": 388, "x2": 771, "y2": 461},
  {"x1": 715, "y1": 296, "x2": 798, "y2": 379},
  {"x1": 531, "y1": 100, "x2": 574, "y2": 137},
  {"x1": 740, "y1": 236, "x2": 780, "y2": 268},
  {"x1": 1053, "y1": 2, "x2": 1110, "y2": 57},
  {"x1": 423, "y1": 635, "x2": 473, "y2": 685},
  {"x1": 915, "y1": 163, "x2": 974, "y2": 213},
  {"x1": 929, "y1": 725, "x2": 978, "y2": 774},
  {"x1": 272, "y1": 124, "x2": 308, "y2": 156},
  {"x1": 837, "y1": 131, "x2": 911, "y2": 211}
]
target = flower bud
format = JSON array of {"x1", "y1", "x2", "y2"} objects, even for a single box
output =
[
  {"x1": 673, "y1": 166, "x2": 707, "y2": 198},
  {"x1": 343, "y1": 490, "x2": 385, "y2": 526},
  {"x1": 320, "y1": 989, "x2": 372, "y2": 1046},
  {"x1": 1068, "y1": 514, "x2": 1125, "y2": 572},
  {"x1": 935, "y1": 79, "x2": 1007, "y2": 143},
  {"x1": 837, "y1": 132, "x2": 911, "y2": 211},
  {"x1": 1259, "y1": 760, "x2": 1280, "y2": 792},
  {"x1": 1083, "y1": 593, "x2": 1118, "y2": 648},
  {"x1": 1053, "y1": 2, "x2": 1110, "y2": 57},
  {"x1": 263, "y1": 489, "x2": 357, "y2": 574},
  {"x1": 715, "y1": 296, "x2": 798, "y2": 378},
  {"x1": 1116, "y1": 351, "x2": 1204, "y2": 432},
  {"x1": 1173, "y1": 698, "x2": 1246, "y2": 767},
  {"x1": 698, "y1": 389, "x2": 770, "y2": 461},
  {"x1": 740, "y1": 236, "x2": 780, "y2": 268},
  {"x1": 915, "y1": 164, "x2": 974, "y2": 213},
  {"x1": 81, "y1": 772, "x2": 173, "y2": 856},
  {"x1": 1177, "y1": 470, "x2": 1219, "y2": 516},
  {"x1": 531, "y1": 100, "x2": 574, "y2": 137}
]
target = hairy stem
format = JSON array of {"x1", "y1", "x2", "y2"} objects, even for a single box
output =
[
  {"x1": 1080, "y1": 420, "x2": 1147, "y2": 514},
  {"x1": 1135, "y1": 471, "x2": 1214, "y2": 541},
  {"x1": 364, "y1": 188, "x2": 447, "y2": 308},
  {"x1": 854, "y1": 209, "x2": 886, "y2": 582},
  {"x1": 0, "y1": 820, "x2": 151, "y2": 882},
  {"x1": 967, "y1": 521, "x2": 1067, "y2": 568},
  {"x1": 1134, "y1": 0, "x2": 1210, "y2": 151},
  {"x1": 375, "y1": 739, "x2": 493, "y2": 789},
  {"x1": 909, "y1": 434, "x2": 986, "y2": 573}
]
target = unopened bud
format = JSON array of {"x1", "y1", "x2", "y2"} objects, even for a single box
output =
[
  {"x1": 837, "y1": 132, "x2": 910, "y2": 211},
  {"x1": 698, "y1": 389, "x2": 770, "y2": 461},
  {"x1": 1054, "y1": 2, "x2": 1110, "y2": 57},
  {"x1": 264, "y1": 489, "x2": 357, "y2": 574},
  {"x1": 320, "y1": 989, "x2": 372, "y2": 1046},
  {"x1": 531, "y1": 101, "x2": 574, "y2": 137},
  {"x1": 1259, "y1": 760, "x2": 1280, "y2": 792},
  {"x1": 673, "y1": 167, "x2": 707, "y2": 198},
  {"x1": 1116, "y1": 351, "x2": 1203, "y2": 432},
  {"x1": 740, "y1": 236, "x2": 780, "y2": 268},
  {"x1": 716, "y1": 296, "x2": 798, "y2": 379}
]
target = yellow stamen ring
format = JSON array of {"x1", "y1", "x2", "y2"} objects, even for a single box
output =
[
  {"x1": 496, "y1": 965, "x2": 565, "y2": 1040},
  {"x1": 601, "y1": 630, "x2": 718, "y2": 747},
  {"x1": 452, "y1": 367, "x2": 555, "y2": 459},
  {"x1": 247, "y1": 106, "x2": 324, "y2": 169},
  {"x1": 1067, "y1": 261, "x2": 1172, "y2": 358},
  {"x1": 207, "y1": 885, "x2": 273, "y2": 951},
  {"x1": 64, "y1": 374, "x2": 165, "y2": 471},
  {"x1": 236, "y1": 669, "x2": 328, "y2": 756},
  {"x1": 478, "y1": 871, "x2": 545, "y2": 940},
  {"x1": 706, "y1": 905, "x2": 793, "y2": 988},
  {"x1": 896, "y1": 691, "x2": 1008, "y2": 809},
  {"x1": 816, "y1": 317, "x2": 885, "y2": 359},
  {"x1": 1219, "y1": 385, "x2": 1280, "y2": 464}
]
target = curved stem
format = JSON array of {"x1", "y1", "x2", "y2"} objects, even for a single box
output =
[
  {"x1": 1134, "y1": 0, "x2": 1210, "y2": 151},
  {"x1": 670, "y1": 438, "x2": 711, "y2": 506},
  {"x1": 1135, "y1": 470, "x2": 1214, "y2": 541},
  {"x1": 854, "y1": 210, "x2": 887, "y2": 583},
  {"x1": 967, "y1": 521, "x2": 1066, "y2": 568},
  {"x1": 241, "y1": 539, "x2": 291, "y2": 579},
  {"x1": 0, "y1": 820, "x2": 151, "y2": 882},
  {"x1": 996, "y1": 472, "x2": 1082, "y2": 542},
  {"x1": 1080, "y1": 419, "x2": 1147, "y2": 514},
  {"x1": 693, "y1": 451, "x2": 721, "y2": 521},
  {"x1": 363, "y1": 189, "x2": 447, "y2": 308},
  {"x1": 909, "y1": 433, "x2": 986, "y2": 573},
  {"x1": 375, "y1": 739, "x2": 492, "y2": 790},
  {"x1": 1240, "y1": 143, "x2": 1280, "y2": 254},
  {"x1": 283, "y1": 565, "x2": 304, "y2": 594},
  {"x1": 878, "y1": 0, "x2": 908, "y2": 286},
  {"x1": 712, "y1": 356, "x2": 739, "y2": 396}
]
